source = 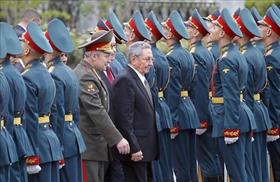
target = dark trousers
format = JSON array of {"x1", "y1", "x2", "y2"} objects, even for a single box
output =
[
  {"x1": 122, "y1": 161, "x2": 153, "y2": 182},
  {"x1": 268, "y1": 138, "x2": 280, "y2": 181},
  {"x1": 10, "y1": 158, "x2": 28, "y2": 182},
  {"x1": 252, "y1": 132, "x2": 269, "y2": 182},
  {"x1": 196, "y1": 127, "x2": 223, "y2": 178},
  {"x1": 28, "y1": 161, "x2": 59, "y2": 182},
  {"x1": 0, "y1": 165, "x2": 10, "y2": 182},
  {"x1": 60, "y1": 154, "x2": 82, "y2": 182},
  {"x1": 218, "y1": 133, "x2": 253, "y2": 182},
  {"x1": 105, "y1": 159, "x2": 124, "y2": 182},
  {"x1": 172, "y1": 129, "x2": 197, "y2": 182},
  {"x1": 152, "y1": 129, "x2": 173, "y2": 182}
]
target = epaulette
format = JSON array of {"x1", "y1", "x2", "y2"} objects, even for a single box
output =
[
  {"x1": 166, "y1": 46, "x2": 174, "y2": 56},
  {"x1": 265, "y1": 48, "x2": 273, "y2": 56},
  {"x1": 21, "y1": 64, "x2": 31, "y2": 75},
  {"x1": 190, "y1": 44, "x2": 196, "y2": 53},
  {"x1": 221, "y1": 46, "x2": 229, "y2": 58},
  {"x1": 265, "y1": 44, "x2": 273, "y2": 56},
  {"x1": 240, "y1": 44, "x2": 247, "y2": 54},
  {"x1": 48, "y1": 65, "x2": 55, "y2": 73}
]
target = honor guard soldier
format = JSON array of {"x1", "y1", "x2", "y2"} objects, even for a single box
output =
[
  {"x1": 0, "y1": 22, "x2": 20, "y2": 182},
  {"x1": 204, "y1": 10, "x2": 221, "y2": 62},
  {"x1": 1, "y1": 22, "x2": 34, "y2": 182},
  {"x1": 186, "y1": 9, "x2": 223, "y2": 181},
  {"x1": 74, "y1": 30, "x2": 130, "y2": 182},
  {"x1": 20, "y1": 22, "x2": 63, "y2": 182},
  {"x1": 234, "y1": 8, "x2": 272, "y2": 182},
  {"x1": 106, "y1": 11, "x2": 129, "y2": 73},
  {"x1": 163, "y1": 10, "x2": 200, "y2": 182},
  {"x1": 144, "y1": 11, "x2": 174, "y2": 182},
  {"x1": 258, "y1": 7, "x2": 280, "y2": 181},
  {"x1": 94, "y1": 18, "x2": 124, "y2": 76},
  {"x1": 251, "y1": 7, "x2": 266, "y2": 54},
  {"x1": 44, "y1": 18, "x2": 86, "y2": 182},
  {"x1": 209, "y1": 8, "x2": 256, "y2": 181}
]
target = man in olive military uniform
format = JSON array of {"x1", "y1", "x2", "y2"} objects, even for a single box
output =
[{"x1": 74, "y1": 30, "x2": 130, "y2": 182}]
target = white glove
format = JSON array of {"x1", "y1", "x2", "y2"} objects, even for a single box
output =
[
  {"x1": 267, "y1": 135, "x2": 280, "y2": 142},
  {"x1": 196, "y1": 128, "x2": 207, "y2": 135},
  {"x1": 224, "y1": 137, "x2": 239, "y2": 144},
  {"x1": 27, "y1": 165, "x2": 41, "y2": 174},
  {"x1": 170, "y1": 133, "x2": 178, "y2": 139},
  {"x1": 251, "y1": 137, "x2": 255, "y2": 142},
  {"x1": 59, "y1": 163, "x2": 65, "y2": 169}
]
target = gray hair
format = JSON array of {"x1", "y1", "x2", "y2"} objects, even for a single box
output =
[{"x1": 127, "y1": 41, "x2": 151, "y2": 63}]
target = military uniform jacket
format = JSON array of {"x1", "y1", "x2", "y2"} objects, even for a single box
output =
[
  {"x1": 112, "y1": 66, "x2": 159, "y2": 162},
  {"x1": 74, "y1": 61, "x2": 122, "y2": 161},
  {"x1": 110, "y1": 58, "x2": 124, "y2": 76},
  {"x1": 241, "y1": 42, "x2": 272, "y2": 132},
  {"x1": 189, "y1": 41, "x2": 215, "y2": 127},
  {"x1": 151, "y1": 44, "x2": 173, "y2": 131},
  {"x1": 264, "y1": 41, "x2": 280, "y2": 128},
  {"x1": 115, "y1": 47, "x2": 127, "y2": 68},
  {"x1": 49, "y1": 57, "x2": 86, "y2": 158},
  {"x1": 0, "y1": 70, "x2": 18, "y2": 166},
  {"x1": 210, "y1": 43, "x2": 256, "y2": 137},
  {"x1": 207, "y1": 41, "x2": 220, "y2": 62},
  {"x1": 2, "y1": 59, "x2": 34, "y2": 158},
  {"x1": 22, "y1": 59, "x2": 63, "y2": 163},
  {"x1": 165, "y1": 42, "x2": 200, "y2": 129}
]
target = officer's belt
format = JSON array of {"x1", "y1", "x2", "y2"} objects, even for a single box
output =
[
  {"x1": 65, "y1": 114, "x2": 73, "y2": 122},
  {"x1": 0, "y1": 120, "x2": 4, "y2": 128},
  {"x1": 158, "y1": 91, "x2": 164, "y2": 98},
  {"x1": 14, "y1": 117, "x2": 21, "y2": 125},
  {"x1": 181, "y1": 90, "x2": 188, "y2": 97},
  {"x1": 38, "y1": 116, "x2": 49, "y2": 124},
  {"x1": 211, "y1": 94, "x2": 243, "y2": 104},
  {"x1": 254, "y1": 93, "x2": 261, "y2": 101}
]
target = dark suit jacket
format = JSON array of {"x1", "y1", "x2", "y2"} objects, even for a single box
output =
[
  {"x1": 112, "y1": 66, "x2": 158, "y2": 162},
  {"x1": 74, "y1": 61, "x2": 123, "y2": 161}
]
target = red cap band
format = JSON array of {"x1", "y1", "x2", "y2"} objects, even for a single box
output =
[
  {"x1": 236, "y1": 17, "x2": 255, "y2": 38},
  {"x1": 45, "y1": 32, "x2": 60, "y2": 52},
  {"x1": 166, "y1": 18, "x2": 182, "y2": 39},
  {"x1": 22, "y1": 32, "x2": 44, "y2": 54},
  {"x1": 128, "y1": 18, "x2": 144, "y2": 40},
  {"x1": 145, "y1": 18, "x2": 162, "y2": 40},
  {"x1": 105, "y1": 20, "x2": 113, "y2": 30},
  {"x1": 85, "y1": 41, "x2": 110, "y2": 52},
  {"x1": 263, "y1": 15, "x2": 280, "y2": 36},
  {"x1": 216, "y1": 16, "x2": 236, "y2": 38},
  {"x1": 189, "y1": 16, "x2": 208, "y2": 36}
]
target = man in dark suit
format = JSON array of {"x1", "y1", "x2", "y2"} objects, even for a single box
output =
[{"x1": 112, "y1": 41, "x2": 158, "y2": 182}]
